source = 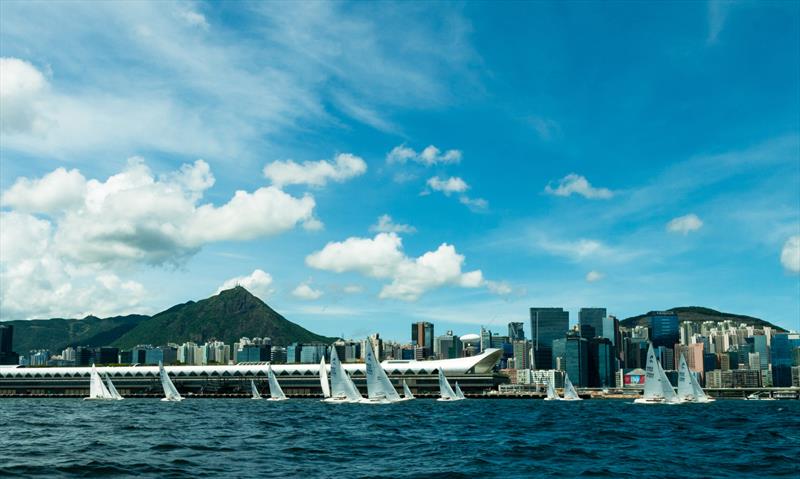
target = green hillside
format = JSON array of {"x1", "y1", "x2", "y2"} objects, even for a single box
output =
[{"x1": 620, "y1": 306, "x2": 787, "y2": 332}]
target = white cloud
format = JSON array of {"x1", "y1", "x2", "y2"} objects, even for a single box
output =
[
  {"x1": 217, "y1": 269, "x2": 274, "y2": 299},
  {"x1": 486, "y1": 280, "x2": 512, "y2": 295},
  {"x1": 370, "y1": 214, "x2": 416, "y2": 234},
  {"x1": 0, "y1": 57, "x2": 49, "y2": 134},
  {"x1": 427, "y1": 176, "x2": 468, "y2": 195},
  {"x1": 459, "y1": 195, "x2": 489, "y2": 211},
  {"x1": 1, "y1": 167, "x2": 87, "y2": 214},
  {"x1": 666, "y1": 213, "x2": 703, "y2": 235},
  {"x1": 707, "y1": 0, "x2": 730, "y2": 44},
  {"x1": 586, "y1": 270, "x2": 604, "y2": 282},
  {"x1": 177, "y1": 9, "x2": 209, "y2": 30},
  {"x1": 386, "y1": 144, "x2": 461, "y2": 166},
  {"x1": 263, "y1": 153, "x2": 367, "y2": 188},
  {"x1": 780, "y1": 235, "x2": 800, "y2": 273},
  {"x1": 292, "y1": 282, "x2": 324, "y2": 300},
  {"x1": 0, "y1": 159, "x2": 317, "y2": 319},
  {"x1": 343, "y1": 285, "x2": 363, "y2": 294},
  {"x1": 306, "y1": 232, "x2": 495, "y2": 301},
  {"x1": 527, "y1": 116, "x2": 560, "y2": 141},
  {"x1": 545, "y1": 173, "x2": 613, "y2": 199}
]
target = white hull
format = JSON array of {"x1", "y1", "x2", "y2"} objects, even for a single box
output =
[
  {"x1": 322, "y1": 396, "x2": 358, "y2": 404},
  {"x1": 267, "y1": 397, "x2": 289, "y2": 402},
  {"x1": 543, "y1": 397, "x2": 558, "y2": 401},
  {"x1": 359, "y1": 397, "x2": 394, "y2": 404},
  {"x1": 436, "y1": 397, "x2": 465, "y2": 402},
  {"x1": 634, "y1": 397, "x2": 681, "y2": 405},
  {"x1": 160, "y1": 397, "x2": 183, "y2": 402},
  {"x1": 558, "y1": 397, "x2": 582, "y2": 402},
  {"x1": 83, "y1": 397, "x2": 118, "y2": 401}
]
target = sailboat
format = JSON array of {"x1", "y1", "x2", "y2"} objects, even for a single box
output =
[
  {"x1": 320, "y1": 356, "x2": 331, "y2": 400},
  {"x1": 437, "y1": 369, "x2": 463, "y2": 402},
  {"x1": 560, "y1": 373, "x2": 582, "y2": 401},
  {"x1": 323, "y1": 347, "x2": 362, "y2": 403},
  {"x1": 402, "y1": 380, "x2": 415, "y2": 401},
  {"x1": 84, "y1": 364, "x2": 116, "y2": 401},
  {"x1": 250, "y1": 379, "x2": 262, "y2": 400},
  {"x1": 104, "y1": 373, "x2": 124, "y2": 400},
  {"x1": 454, "y1": 382, "x2": 466, "y2": 400},
  {"x1": 634, "y1": 344, "x2": 679, "y2": 404},
  {"x1": 159, "y1": 361, "x2": 183, "y2": 402},
  {"x1": 544, "y1": 379, "x2": 558, "y2": 401},
  {"x1": 266, "y1": 364, "x2": 288, "y2": 401},
  {"x1": 363, "y1": 341, "x2": 401, "y2": 404},
  {"x1": 678, "y1": 355, "x2": 714, "y2": 403}
]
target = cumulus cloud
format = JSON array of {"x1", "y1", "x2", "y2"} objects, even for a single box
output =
[
  {"x1": 386, "y1": 144, "x2": 461, "y2": 166},
  {"x1": 781, "y1": 235, "x2": 800, "y2": 273},
  {"x1": 666, "y1": 213, "x2": 704, "y2": 235},
  {"x1": 0, "y1": 158, "x2": 317, "y2": 319},
  {"x1": 586, "y1": 270, "x2": 604, "y2": 282},
  {"x1": 292, "y1": 282, "x2": 324, "y2": 300},
  {"x1": 370, "y1": 214, "x2": 416, "y2": 234},
  {"x1": 263, "y1": 153, "x2": 367, "y2": 188},
  {"x1": 545, "y1": 174, "x2": 613, "y2": 199},
  {"x1": 177, "y1": 8, "x2": 209, "y2": 29},
  {"x1": 0, "y1": 57, "x2": 49, "y2": 134},
  {"x1": 426, "y1": 176, "x2": 468, "y2": 195},
  {"x1": 306, "y1": 232, "x2": 498, "y2": 301},
  {"x1": 217, "y1": 269, "x2": 274, "y2": 299}
]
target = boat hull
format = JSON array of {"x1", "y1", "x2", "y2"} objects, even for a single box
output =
[
  {"x1": 267, "y1": 397, "x2": 288, "y2": 402},
  {"x1": 436, "y1": 397, "x2": 464, "y2": 402},
  {"x1": 83, "y1": 397, "x2": 117, "y2": 401},
  {"x1": 160, "y1": 397, "x2": 183, "y2": 402}
]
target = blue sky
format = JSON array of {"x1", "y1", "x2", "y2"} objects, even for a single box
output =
[{"x1": 1, "y1": 1, "x2": 798, "y2": 340}]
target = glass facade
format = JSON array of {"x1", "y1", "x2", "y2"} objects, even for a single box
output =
[
  {"x1": 579, "y1": 308, "x2": 606, "y2": 339},
  {"x1": 649, "y1": 312, "x2": 679, "y2": 348},
  {"x1": 530, "y1": 308, "x2": 569, "y2": 370}
]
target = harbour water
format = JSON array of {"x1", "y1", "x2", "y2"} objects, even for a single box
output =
[{"x1": 1, "y1": 399, "x2": 798, "y2": 478}]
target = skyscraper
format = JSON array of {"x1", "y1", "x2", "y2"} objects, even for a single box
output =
[
  {"x1": 579, "y1": 308, "x2": 606, "y2": 339},
  {"x1": 411, "y1": 322, "x2": 434, "y2": 358},
  {"x1": 530, "y1": 307, "x2": 569, "y2": 370},
  {"x1": 648, "y1": 311, "x2": 679, "y2": 348},
  {"x1": 435, "y1": 331, "x2": 462, "y2": 359},
  {"x1": 0, "y1": 325, "x2": 19, "y2": 365},
  {"x1": 588, "y1": 337, "x2": 615, "y2": 388},
  {"x1": 565, "y1": 332, "x2": 589, "y2": 387},
  {"x1": 508, "y1": 322, "x2": 525, "y2": 341}
]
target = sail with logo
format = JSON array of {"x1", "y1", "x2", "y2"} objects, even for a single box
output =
[
  {"x1": 363, "y1": 340, "x2": 401, "y2": 404},
  {"x1": 324, "y1": 346, "x2": 362, "y2": 403}
]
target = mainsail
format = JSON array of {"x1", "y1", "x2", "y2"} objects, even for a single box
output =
[
  {"x1": 85, "y1": 364, "x2": 114, "y2": 400},
  {"x1": 250, "y1": 379, "x2": 262, "y2": 400},
  {"x1": 159, "y1": 361, "x2": 182, "y2": 402},
  {"x1": 402, "y1": 380, "x2": 414, "y2": 400},
  {"x1": 320, "y1": 356, "x2": 331, "y2": 398},
  {"x1": 454, "y1": 382, "x2": 466, "y2": 400},
  {"x1": 677, "y1": 354, "x2": 694, "y2": 401},
  {"x1": 562, "y1": 374, "x2": 581, "y2": 400},
  {"x1": 267, "y1": 364, "x2": 287, "y2": 401},
  {"x1": 104, "y1": 373, "x2": 123, "y2": 400},
  {"x1": 641, "y1": 343, "x2": 664, "y2": 401},
  {"x1": 656, "y1": 356, "x2": 679, "y2": 403},
  {"x1": 365, "y1": 341, "x2": 400, "y2": 401},
  {"x1": 689, "y1": 367, "x2": 711, "y2": 402},
  {"x1": 545, "y1": 379, "x2": 558, "y2": 400},
  {"x1": 329, "y1": 347, "x2": 361, "y2": 401},
  {"x1": 437, "y1": 369, "x2": 460, "y2": 401}
]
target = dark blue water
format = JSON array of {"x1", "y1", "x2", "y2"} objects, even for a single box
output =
[{"x1": 1, "y1": 399, "x2": 798, "y2": 478}]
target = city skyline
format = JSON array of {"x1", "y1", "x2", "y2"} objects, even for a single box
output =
[{"x1": 1, "y1": 1, "x2": 799, "y2": 342}]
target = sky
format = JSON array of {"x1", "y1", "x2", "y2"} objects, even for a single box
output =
[{"x1": 1, "y1": 1, "x2": 798, "y2": 341}]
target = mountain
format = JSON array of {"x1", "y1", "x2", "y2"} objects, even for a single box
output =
[
  {"x1": 7, "y1": 315, "x2": 147, "y2": 354},
  {"x1": 620, "y1": 306, "x2": 788, "y2": 332},
  {"x1": 112, "y1": 286, "x2": 335, "y2": 349},
  {"x1": 7, "y1": 287, "x2": 336, "y2": 353}
]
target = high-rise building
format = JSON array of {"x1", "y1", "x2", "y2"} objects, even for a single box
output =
[
  {"x1": 96, "y1": 347, "x2": 119, "y2": 365},
  {"x1": 530, "y1": 308, "x2": 569, "y2": 370},
  {"x1": 435, "y1": 331, "x2": 462, "y2": 359},
  {"x1": 411, "y1": 322, "x2": 434, "y2": 358},
  {"x1": 579, "y1": 308, "x2": 606, "y2": 339},
  {"x1": 588, "y1": 337, "x2": 615, "y2": 388},
  {"x1": 511, "y1": 340, "x2": 531, "y2": 369},
  {"x1": 508, "y1": 322, "x2": 525, "y2": 341},
  {"x1": 480, "y1": 327, "x2": 492, "y2": 352},
  {"x1": 565, "y1": 332, "x2": 589, "y2": 387},
  {"x1": 771, "y1": 333, "x2": 795, "y2": 387},
  {"x1": 0, "y1": 324, "x2": 19, "y2": 365},
  {"x1": 753, "y1": 335, "x2": 770, "y2": 370},
  {"x1": 648, "y1": 312, "x2": 679, "y2": 348}
]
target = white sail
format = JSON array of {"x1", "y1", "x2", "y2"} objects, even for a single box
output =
[
  {"x1": 657, "y1": 357, "x2": 679, "y2": 403},
  {"x1": 104, "y1": 373, "x2": 123, "y2": 400},
  {"x1": 267, "y1": 364, "x2": 287, "y2": 401},
  {"x1": 364, "y1": 341, "x2": 400, "y2": 402},
  {"x1": 402, "y1": 380, "x2": 414, "y2": 400},
  {"x1": 677, "y1": 354, "x2": 694, "y2": 401},
  {"x1": 641, "y1": 344, "x2": 664, "y2": 401},
  {"x1": 562, "y1": 374, "x2": 582, "y2": 400},
  {"x1": 545, "y1": 379, "x2": 558, "y2": 400},
  {"x1": 250, "y1": 379, "x2": 262, "y2": 400},
  {"x1": 328, "y1": 347, "x2": 361, "y2": 401},
  {"x1": 320, "y1": 356, "x2": 331, "y2": 398},
  {"x1": 437, "y1": 369, "x2": 460, "y2": 401},
  {"x1": 86, "y1": 364, "x2": 114, "y2": 400},
  {"x1": 454, "y1": 382, "x2": 466, "y2": 400},
  {"x1": 688, "y1": 363, "x2": 712, "y2": 402},
  {"x1": 159, "y1": 361, "x2": 182, "y2": 402}
]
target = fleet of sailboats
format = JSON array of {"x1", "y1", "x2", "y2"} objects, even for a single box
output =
[
  {"x1": 159, "y1": 361, "x2": 183, "y2": 402},
  {"x1": 437, "y1": 369, "x2": 464, "y2": 401}
]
